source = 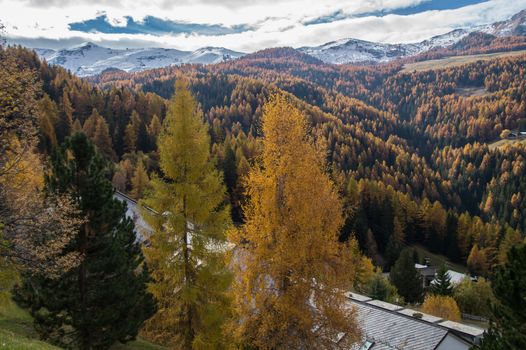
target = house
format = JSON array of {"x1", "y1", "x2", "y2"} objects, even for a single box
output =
[
  {"x1": 431, "y1": 270, "x2": 471, "y2": 287},
  {"x1": 345, "y1": 292, "x2": 484, "y2": 350},
  {"x1": 415, "y1": 263, "x2": 437, "y2": 288}
]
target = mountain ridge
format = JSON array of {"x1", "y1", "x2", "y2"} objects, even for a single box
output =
[
  {"x1": 36, "y1": 42, "x2": 245, "y2": 76},
  {"x1": 34, "y1": 10, "x2": 526, "y2": 75}
]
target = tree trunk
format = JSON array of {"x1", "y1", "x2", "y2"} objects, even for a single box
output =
[
  {"x1": 79, "y1": 223, "x2": 89, "y2": 350},
  {"x1": 182, "y1": 194, "x2": 194, "y2": 349}
]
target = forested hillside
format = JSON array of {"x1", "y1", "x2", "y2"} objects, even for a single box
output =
[
  {"x1": 5, "y1": 45, "x2": 524, "y2": 275},
  {"x1": 2, "y1": 41, "x2": 526, "y2": 348}
]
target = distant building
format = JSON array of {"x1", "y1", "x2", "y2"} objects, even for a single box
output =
[
  {"x1": 346, "y1": 292, "x2": 484, "y2": 350},
  {"x1": 415, "y1": 263, "x2": 437, "y2": 288},
  {"x1": 431, "y1": 270, "x2": 471, "y2": 287},
  {"x1": 415, "y1": 263, "x2": 472, "y2": 289}
]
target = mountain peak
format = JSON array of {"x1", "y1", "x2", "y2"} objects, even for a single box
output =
[{"x1": 70, "y1": 41, "x2": 101, "y2": 50}]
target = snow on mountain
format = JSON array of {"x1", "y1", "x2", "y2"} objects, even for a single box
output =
[
  {"x1": 477, "y1": 9, "x2": 526, "y2": 37},
  {"x1": 298, "y1": 29, "x2": 472, "y2": 65},
  {"x1": 185, "y1": 47, "x2": 244, "y2": 64},
  {"x1": 299, "y1": 39, "x2": 418, "y2": 64},
  {"x1": 416, "y1": 29, "x2": 470, "y2": 52},
  {"x1": 36, "y1": 42, "x2": 245, "y2": 76},
  {"x1": 34, "y1": 10, "x2": 526, "y2": 71},
  {"x1": 298, "y1": 11, "x2": 526, "y2": 65}
]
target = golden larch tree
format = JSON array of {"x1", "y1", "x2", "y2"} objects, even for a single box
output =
[
  {"x1": 422, "y1": 295, "x2": 461, "y2": 321},
  {"x1": 140, "y1": 78, "x2": 232, "y2": 349},
  {"x1": 131, "y1": 160, "x2": 149, "y2": 200},
  {"x1": 229, "y1": 93, "x2": 360, "y2": 349}
]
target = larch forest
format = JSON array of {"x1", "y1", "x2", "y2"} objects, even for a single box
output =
[{"x1": 1, "y1": 3, "x2": 526, "y2": 350}]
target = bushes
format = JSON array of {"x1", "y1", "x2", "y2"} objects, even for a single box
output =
[{"x1": 421, "y1": 295, "x2": 461, "y2": 321}]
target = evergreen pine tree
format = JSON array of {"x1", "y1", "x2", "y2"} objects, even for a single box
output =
[
  {"x1": 390, "y1": 249, "x2": 424, "y2": 303},
  {"x1": 221, "y1": 143, "x2": 239, "y2": 221},
  {"x1": 140, "y1": 79, "x2": 232, "y2": 349},
  {"x1": 430, "y1": 264, "x2": 453, "y2": 296},
  {"x1": 479, "y1": 244, "x2": 526, "y2": 349},
  {"x1": 15, "y1": 132, "x2": 155, "y2": 350}
]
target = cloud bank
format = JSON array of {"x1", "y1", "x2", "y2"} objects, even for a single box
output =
[{"x1": 0, "y1": 0, "x2": 525, "y2": 52}]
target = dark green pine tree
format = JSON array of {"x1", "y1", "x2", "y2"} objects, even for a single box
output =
[
  {"x1": 478, "y1": 244, "x2": 526, "y2": 350},
  {"x1": 221, "y1": 143, "x2": 239, "y2": 222},
  {"x1": 430, "y1": 264, "x2": 453, "y2": 296},
  {"x1": 390, "y1": 249, "x2": 424, "y2": 303},
  {"x1": 15, "y1": 133, "x2": 155, "y2": 349}
]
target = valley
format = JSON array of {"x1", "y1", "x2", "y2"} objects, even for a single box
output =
[
  {"x1": 1, "y1": 3, "x2": 526, "y2": 350},
  {"x1": 402, "y1": 49, "x2": 526, "y2": 72}
]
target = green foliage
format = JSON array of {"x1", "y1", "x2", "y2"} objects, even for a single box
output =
[
  {"x1": 453, "y1": 278, "x2": 494, "y2": 318},
  {"x1": 365, "y1": 271, "x2": 403, "y2": 304},
  {"x1": 430, "y1": 264, "x2": 453, "y2": 296},
  {"x1": 141, "y1": 79, "x2": 232, "y2": 349},
  {"x1": 390, "y1": 249, "x2": 424, "y2": 303},
  {"x1": 479, "y1": 244, "x2": 526, "y2": 349},
  {"x1": 14, "y1": 133, "x2": 155, "y2": 350}
]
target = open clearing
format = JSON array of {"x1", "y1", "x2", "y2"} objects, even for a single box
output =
[
  {"x1": 454, "y1": 86, "x2": 490, "y2": 98},
  {"x1": 411, "y1": 244, "x2": 468, "y2": 273},
  {"x1": 488, "y1": 138, "x2": 526, "y2": 151},
  {"x1": 402, "y1": 50, "x2": 526, "y2": 73}
]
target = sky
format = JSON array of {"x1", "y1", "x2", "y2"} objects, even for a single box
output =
[{"x1": 1, "y1": 0, "x2": 525, "y2": 52}]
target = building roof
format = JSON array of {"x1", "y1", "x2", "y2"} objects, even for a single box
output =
[
  {"x1": 431, "y1": 270, "x2": 469, "y2": 286},
  {"x1": 346, "y1": 293, "x2": 484, "y2": 349},
  {"x1": 397, "y1": 308, "x2": 443, "y2": 324},
  {"x1": 350, "y1": 300, "x2": 449, "y2": 350},
  {"x1": 414, "y1": 264, "x2": 436, "y2": 277},
  {"x1": 437, "y1": 321, "x2": 484, "y2": 338}
]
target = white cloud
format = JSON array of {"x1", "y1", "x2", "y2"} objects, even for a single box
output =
[{"x1": 1, "y1": 0, "x2": 525, "y2": 52}]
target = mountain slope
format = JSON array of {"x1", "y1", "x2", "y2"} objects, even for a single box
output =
[
  {"x1": 35, "y1": 10, "x2": 526, "y2": 72},
  {"x1": 298, "y1": 11, "x2": 526, "y2": 64},
  {"x1": 36, "y1": 42, "x2": 245, "y2": 76}
]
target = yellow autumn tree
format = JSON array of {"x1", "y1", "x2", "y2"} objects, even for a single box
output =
[
  {"x1": 140, "y1": 78, "x2": 232, "y2": 349},
  {"x1": 229, "y1": 93, "x2": 360, "y2": 349},
  {"x1": 421, "y1": 295, "x2": 461, "y2": 321},
  {"x1": 0, "y1": 48, "x2": 82, "y2": 278},
  {"x1": 130, "y1": 160, "x2": 149, "y2": 200}
]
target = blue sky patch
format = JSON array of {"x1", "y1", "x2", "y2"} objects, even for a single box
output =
[
  {"x1": 69, "y1": 15, "x2": 252, "y2": 36},
  {"x1": 304, "y1": 0, "x2": 489, "y2": 25}
]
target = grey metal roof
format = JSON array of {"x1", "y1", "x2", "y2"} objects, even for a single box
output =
[
  {"x1": 397, "y1": 308, "x2": 443, "y2": 324},
  {"x1": 349, "y1": 300, "x2": 449, "y2": 350},
  {"x1": 438, "y1": 320, "x2": 484, "y2": 338}
]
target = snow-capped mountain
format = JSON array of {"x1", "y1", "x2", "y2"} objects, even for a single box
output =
[
  {"x1": 35, "y1": 42, "x2": 245, "y2": 76},
  {"x1": 478, "y1": 9, "x2": 526, "y2": 37},
  {"x1": 298, "y1": 29, "x2": 472, "y2": 64},
  {"x1": 298, "y1": 38, "x2": 418, "y2": 64},
  {"x1": 298, "y1": 10, "x2": 526, "y2": 65},
  {"x1": 34, "y1": 10, "x2": 526, "y2": 71}
]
